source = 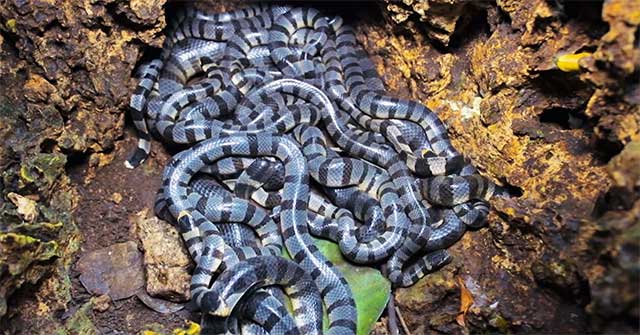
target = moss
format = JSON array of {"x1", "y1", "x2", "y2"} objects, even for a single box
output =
[
  {"x1": 0, "y1": 232, "x2": 59, "y2": 275},
  {"x1": 55, "y1": 303, "x2": 98, "y2": 335},
  {"x1": 18, "y1": 153, "x2": 67, "y2": 190},
  {"x1": 489, "y1": 314, "x2": 509, "y2": 333}
]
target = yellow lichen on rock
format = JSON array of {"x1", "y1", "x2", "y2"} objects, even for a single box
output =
[{"x1": 359, "y1": 0, "x2": 637, "y2": 332}]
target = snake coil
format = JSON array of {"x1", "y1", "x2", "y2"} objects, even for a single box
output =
[{"x1": 129, "y1": 4, "x2": 504, "y2": 334}]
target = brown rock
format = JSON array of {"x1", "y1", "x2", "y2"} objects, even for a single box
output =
[
  {"x1": 0, "y1": 0, "x2": 164, "y2": 330},
  {"x1": 383, "y1": 0, "x2": 469, "y2": 46},
  {"x1": 394, "y1": 265, "x2": 460, "y2": 334},
  {"x1": 110, "y1": 192, "x2": 123, "y2": 204},
  {"x1": 75, "y1": 241, "x2": 144, "y2": 300},
  {"x1": 608, "y1": 141, "x2": 640, "y2": 190},
  {"x1": 366, "y1": 0, "x2": 637, "y2": 332},
  {"x1": 23, "y1": 73, "x2": 57, "y2": 103},
  {"x1": 131, "y1": 209, "x2": 192, "y2": 302},
  {"x1": 581, "y1": 0, "x2": 640, "y2": 145}
]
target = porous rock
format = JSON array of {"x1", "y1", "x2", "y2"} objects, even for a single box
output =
[{"x1": 131, "y1": 209, "x2": 192, "y2": 302}]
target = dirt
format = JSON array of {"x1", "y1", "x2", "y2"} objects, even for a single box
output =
[{"x1": 63, "y1": 129, "x2": 200, "y2": 334}]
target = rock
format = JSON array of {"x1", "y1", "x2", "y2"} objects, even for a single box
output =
[
  {"x1": 110, "y1": 192, "x2": 123, "y2": 204},
  {"x1": 587, "y1": 200, "x2": 640, "y2": 331},
  {"x1": 0, "y1": 232, "x2": 60, "y2": 315},
  {"x1": 91, "y1": 294, "x2": 111, "y2": 313},
  {"x1": 581, "y1": 0, "x2": 640, "y2": 145},
  {"x1": 382, "y1": 0, "x2": 469, "y2": 46},
  {"x1": 365, "y1": 0, "x2": 637, "y2": 332},
  {"x1": 531, "y1": 256, "x2": 589, "y2": 304},
  {"x1": 0, "y1": 0, "x2": 163, "y2": 329},
  {"x1": 608, "y1": 141, "x2": 640, "y2": 190},
  {"x1": 584, "y1": 141, "x2": 640, "y2": 330},
  {"x1": 394, "y1": 264, "x2": 459, "y2": 334},
  {"x1": 75, "y1": 241, "x2": 144, "y2": 300},
  {"x1": 131, "y1": 209, "x2": 192, "y2": 302},
  {"x1": 60, "y1": 302, "x2": 98, "y2": 335}
]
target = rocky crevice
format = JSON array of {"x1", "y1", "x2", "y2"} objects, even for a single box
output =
[{"x1": 0, "y1": 0, "x2": 637, "y2": 333}]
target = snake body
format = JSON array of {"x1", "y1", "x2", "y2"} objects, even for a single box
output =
[
  {"x1": 128, "y1": 4, "x2": 504, "y2": 334},
  {"x1": 165, "y1": 135, "x2": 357, "y2": 334}
]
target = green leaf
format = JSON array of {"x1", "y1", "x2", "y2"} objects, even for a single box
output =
[
  {"x1": 315, "y1": 238, "x2": 390, "y2": 335},
  {"x1": 283, "y1": 238, "x2": 390, "y2": 334}
]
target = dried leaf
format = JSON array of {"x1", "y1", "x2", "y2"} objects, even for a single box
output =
[
  {"x1": 137, "y1": 291, "x2": 184, "y2": 314},
  {"x1": 111, "y1": 192, "x2": 123, "y2": 204},
  {"x1": 456, "y1": 276, "x2": 475, "y2": 327},
  {"x1": 75, "y1": 241, "x2": 145, "y2": 300},
  {"x1": 7, "y1": 192, "x2": 39, "y2": 222}
]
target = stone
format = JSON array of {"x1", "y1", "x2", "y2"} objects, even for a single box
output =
[
  {"x1": 75, "y1": 241, "x2": 144, "y2": 300},
  {"x1": 131, "y1": 209, "x2": 192, "y2": 302}
]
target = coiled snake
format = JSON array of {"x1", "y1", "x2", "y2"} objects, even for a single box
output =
[{"x1": 129, "y1": 4, "x2": 503, "y2": 334}]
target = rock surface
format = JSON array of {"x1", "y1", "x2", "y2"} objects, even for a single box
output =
[
  {"x1": 0, "y1": 0, "x2": 637, "y2": 333},
  {"x1": 0, "y1": 0, "x2": 166, "y2": 331},
  {"x1": 361, "y1": 0, "x2": 639, "y2": 333},
  {"x1": 131, "y1": 209, "x2": 192, "y2": 302},
  {"x1": 75, "y1": 241, "x2": 144, "y2": 300},
  {"x1": 381, "y1": 0, "x2": 468, "y2": 46}
]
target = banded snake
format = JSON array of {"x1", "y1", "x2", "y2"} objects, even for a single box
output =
[{"x1": 129, "y1": 4, "x2": 503, "y2": 334}]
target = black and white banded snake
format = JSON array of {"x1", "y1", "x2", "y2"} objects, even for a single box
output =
[{"x1": 128, "y1": 4, "x2": 504, "y2": 334}]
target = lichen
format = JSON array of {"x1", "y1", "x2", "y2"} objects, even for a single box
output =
[{"x1": 0, "y1": 0, "x2": 162, "y2": 327}]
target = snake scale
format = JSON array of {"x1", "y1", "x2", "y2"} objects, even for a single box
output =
[{"x1": 128, "y1": 4, "x2": 503, "y2": 334}]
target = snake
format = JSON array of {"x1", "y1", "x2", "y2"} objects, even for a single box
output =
[
  {"x1": 127, "y1": 4, "x2": 505, "y2": 333},
  {"x1": 161, "y1": 134, "x2": 358, "y2": 334}
]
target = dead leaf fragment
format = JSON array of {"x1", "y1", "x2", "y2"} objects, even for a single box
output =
[
  {"x1": 7, "y1": 192, "x2": 39, "y2": 222},
  {"x1": 456, "y1": 276, "x2": 475, "y2": 327},
  {"x1": 136, "y1": 291, "x2": 184, "y2": 314},
  {"x1": 111, "y1": 192, "x2": 123, "y2": 204}
]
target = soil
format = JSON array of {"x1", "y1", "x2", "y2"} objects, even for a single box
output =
[{"x1": 67, "y1": 130, "x2": 195, "y2": 334}]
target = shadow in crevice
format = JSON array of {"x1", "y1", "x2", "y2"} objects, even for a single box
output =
[
  {"x1": 497, "y1": 178, "x2": 524, "y2": 198},
  {"x1": 539, "y1": 107, "x2": 591, "y2": 130},
  {"x1": 592, "y1": 185, "x2": 639, "y2": 218}
]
